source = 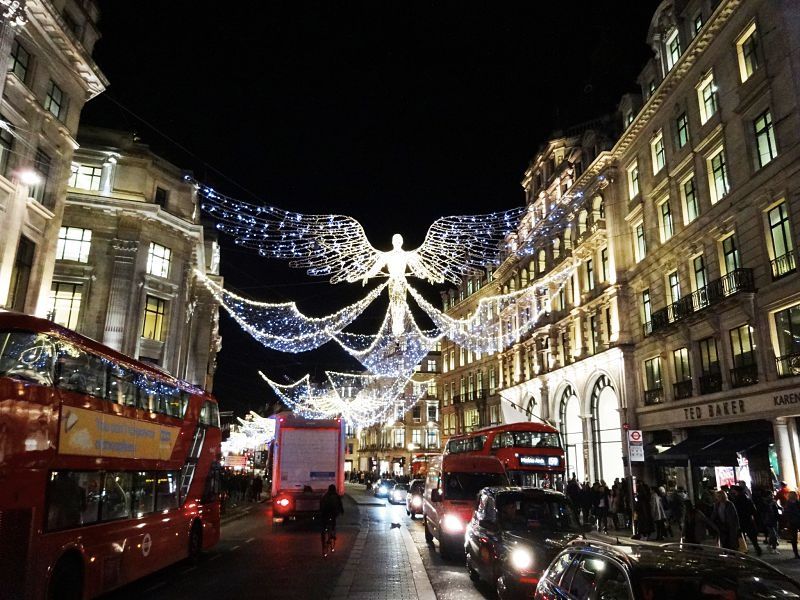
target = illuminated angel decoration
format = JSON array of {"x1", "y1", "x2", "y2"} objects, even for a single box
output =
[{"x1": 196, "y1": 180, "x2": 524, "y2": 336}]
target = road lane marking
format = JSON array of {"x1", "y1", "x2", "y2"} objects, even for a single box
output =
[
  {"x1": 180, "y1": 566, "x2": 197, "y2": 574},
  {"x1": 245, "y1": 537, "x2": 255, "y2": 543},
  {"x1": 231, "y1": 545, "x2": 241, "y2": 551},
  {"x1": 144, "y1": 582, "x2": 167, "y2": 593}
]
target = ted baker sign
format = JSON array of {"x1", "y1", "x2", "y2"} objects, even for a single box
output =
[{"x1": 684, "y1": 399, "x2": 746, "y2": 421}]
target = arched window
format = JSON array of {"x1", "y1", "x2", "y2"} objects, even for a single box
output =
[
  {"x1": 520, "y1": 268, "x2": 529, "y2": 287},
  {"x1": 578, "y1": 210, "x2": 588, "y2": 235},
  {"x1": 537, "y1": 249, "x2": 547, "y2": 274},
  {"x1": 509, "y1": 277, "x2": 517, "y2": 292},
  {"x1": 590, "y1": 375, "x2": 623, "y2": 483},
  {"x1": 593, "y1": 195, "x2": 605, "y2": 219},
  {"x1": 553, "y1": 237, "x2": 561, "y2": 259},
  {"x1": 563, "y1": 227, "x2": 572, "y2": 250},
  {"x1": 559, "y1": 384, "x2": 584, "y2": 483}
]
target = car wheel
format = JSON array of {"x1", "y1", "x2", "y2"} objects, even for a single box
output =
[
  {"x1": 48, "y1": 551, "x2": 83, "y2": 600},
  {"x1": 496, "y1": 574, "x2": 509, "y2": 600},
  {"x1": 424, "y1": 517, "x2": 434, "y2": 544},
  {"x1": 466, "y1": 552, "x2": 481, "y2": 583}
]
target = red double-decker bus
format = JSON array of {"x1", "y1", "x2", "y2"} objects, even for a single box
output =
[
  {"x1": 444, "y1": 422, "x2": 565, "y2": 488},
  {"x1": 0, "y1": 314, "x2": 222, "y2": 599}
]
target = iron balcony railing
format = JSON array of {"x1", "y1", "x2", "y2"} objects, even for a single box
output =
[
  {"x1": 643, "y1": 268, "x2": 754, "y2": 336},
  {"x1": 699, "y1": 371, "x2": 723, "y2": 394},
  {"x1": 673, "y1": 379, "x2": 693, "y2": 400},
  {"x1": 771, "y1": 252, "x2": 797, "y2": 280},
  {"x1": 644, "y1": 387, "x2": 665, "y2": 406},
  {"x1": 776, "y1": 351, "x2": 800, "y2": 378},
  {"x1": 730, "y1": 363, "x2": 758, "y2": 388}
]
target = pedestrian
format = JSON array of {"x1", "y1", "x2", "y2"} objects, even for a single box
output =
[
  {"x1": 595, "y1": 480, "x2": 610, "y2": 533},
  {"x1": 652, "y1": 486, "x2": 667, "y2": 540},
  {"x1": 730, "y1": 485, "x2": 762, "y2": 556},
  {"x1": 566, "y1": 474, "x2": 580, "y2": 507},
  {"x1": 776, "y1": 482, "x2": 791, "y2": 510},
  {"x1": 633, "y1": 483, "x2": 654, "y2": 540},
  {"x1": 611, "y1": 480, "x2": 622, "y2": 530},
  {"x1": 758, "y1": 491, "x2": 780, "y2": 553},
  {"x1": 711, "y1": 489, "x2": 741, "y2": 551},
  {"x1": 252, "y1": 474, "x2": 263, "y2": 502},
  {"x1": 580, "y1": 482, "x2": 593, "y2": 526},
  {"x1": 785, "y1": 491, "x2": 800, "y2": 559},
  {"x1": 681, "y1": 500, "x2": 717, "y2": 545}
]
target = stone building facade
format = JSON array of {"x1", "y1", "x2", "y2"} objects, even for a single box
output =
[
  {"x1": 49, "y1": 127, "x2": 222, "y2": 390},
  {"x1": 0, "y1": 0, "x2": 107, "y2": 318}
]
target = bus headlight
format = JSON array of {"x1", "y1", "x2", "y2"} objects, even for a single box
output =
[
  {"x1": 412, "y1": 496, "x2": 422, "y2": 508},
  {"x1": 442, "y1": 513, "x2": 464, "y2": 533},
  {"x1": 510, "y1": 547, "x2": 534, "y2": 571}
]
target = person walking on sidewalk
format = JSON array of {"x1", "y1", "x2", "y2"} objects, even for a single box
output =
[
  {"x1": 712, "y1": 490, "x2": 741, "y2": 551},
  {"x1": 652, "y1": 486, "x2": 668, "y2": 540},
  {"x1": 682, "y1": 501, "x2": 717, "y2": 545},
  {"x1": 758, "y1": 491, "x2": 780, "y2": 553},
  {"x1": 786, "y1": 491, "x2": 800, "y2": 559},
  {"x1": 731, "y1": 485, "x2": 762, "y2": 556},
  {"x1": 632, "y1": 483, "x2": 654, "y2": 540}
]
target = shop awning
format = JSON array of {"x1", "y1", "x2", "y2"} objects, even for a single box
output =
[{"x1": 651, "y1": 433, "x2": 767, "y2": 466}]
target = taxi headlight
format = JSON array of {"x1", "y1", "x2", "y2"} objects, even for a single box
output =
[
  {"x1": 412, "y1": 496, "x2": 422, "y2": 508},
  {"x1": 442, "y1": 513, "x2": 464, "y2": 533},
  {"x1": 510, "y1": 546, "x2": 534, "y2": 571}
]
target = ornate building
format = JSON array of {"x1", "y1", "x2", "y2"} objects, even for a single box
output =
[
  {"x1": 0, "y1": 1, "x2": 107, "y2": 318},
  {"x1": 49, "y1": 127, "x2": 222, "y2": 390}
]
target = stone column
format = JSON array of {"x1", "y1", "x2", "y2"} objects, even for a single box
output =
[
  {"x1": 102, "y1": 240, "x2": 139, "y2": 352},
  {"x1": 773, "y1": 417, "x2": 798, "y2": 489}
]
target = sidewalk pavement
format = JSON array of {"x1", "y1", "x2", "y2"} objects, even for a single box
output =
[{"x1": 344, "y1": 482, "x2": 386, "y2": 507}]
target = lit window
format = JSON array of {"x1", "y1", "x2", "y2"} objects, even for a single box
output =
[
  {"x1": 9, "y1": 39, "x2": 29, "y2": 82},
  {"x1": 48, "y1": 282, "x2": 82, "y2": 329},
  {"x1": 659, "y1": 199, "x2": 674, "y2": 242},
  {"x1": 44, "y1": 81, "x2": 65, "y2": 120},
  {"x1": 676, "y1": 112, "x2": 689, "y2": 149},
  {"x1": 681, "y1": 175, "x2": 699, "y2": 224},
  {"x1": 600, "y1": 247, "x2": 609, "y2": 281},
  {"x1": 56, "y1": 227, "x2": 92, "y2": 262},
  {"x1": 647, "y1": 79, "x2": 656, "y2": 98},
  {"x1": 644, "y1": 357, "x2": 662, "y2": 391},
  {"x1": 146, "y1": 243, "x2": 171, "y2": 278},
  {"x1": 627, "y1": 161, "x2": 640, "y2": 199},
  {"x1": 753, "y1": 110, "x2": 777, "y2": 168},
  {"x1": 673, "y1": 348, "x2": 691, "y2": 382},
  {"x1": 625, "y1": 110, "x2": 634, "y2": 127},
  {"x1": 736, "y1": 22, "x2": 760, "y2": 82},
  {"x1": 721, "y1": 234, "x2": 741, "y2": 275},
  {"x1": 68, "y1": 164, "x2": 102, "y2": 190},
  {"x1": 142, "y1": 295, "x2": 166, "y2": 341},
  {"x1": 586, "y1": 259, "x2": 594, "y2": 291},
  {"x1": 668, "y1": 271, "x2": 681, "y2": 303},
  {"x1": 651, "y1": 131, "x2": 665, "y2": 174},
  {"x1": 665, "y1": 28, "x2": 681, "y2": 71},
  {"x1": 0, "y1": 119, "x2": 13, "y2": 177},
  {"x1": 697, "y1": 72, "x2": 718, "y2": 124},
  {"x1": 693, "y1": 255, "x2": 708, "y2": 291},
  {"x1": 634, "y1": 222, "x2": 647, "y2": 262},
  {"x1": 29, "y1": 149, "x2": 52, "y2": 206},
  {"x1": 641, "y1": 289, "x2": 652, "y2": 324},
  {"x1": 707, "y1": 147, "x2": 729, "y2": 203},
  {"x1": 693, "y1": 13, "x2": 704, "y2": 37},
  {"x1": 768, "y1": 201, "x2": 795, "y2": 278}
]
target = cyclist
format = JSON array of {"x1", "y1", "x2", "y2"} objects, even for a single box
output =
[{"x1": 320, "y1": 484, "x2": 344, "y2": 555}]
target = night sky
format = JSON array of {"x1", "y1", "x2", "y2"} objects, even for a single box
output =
[{"x1": 83, "y1": 1, "x2": 660, "y2": 416}]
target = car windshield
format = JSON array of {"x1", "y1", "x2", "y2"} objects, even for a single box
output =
[
  {"x1": 443, "y1": 472, "x2": 507, "y2": 501},
  {"x1": 496, "y1": 493, "x2": 581, "y2": 532},
  {"x1": 637, "y1": 574, "x2": 800, "y2": 599},
  {"x1": 380, "y1": 480, "x2": 395, "y2": 488},
  {"x1": 394, "y1": 484, "x2": 409, "y2": 491}
]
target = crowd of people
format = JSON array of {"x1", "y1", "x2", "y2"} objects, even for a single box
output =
[
  {"x1": 348, "y1": 470, "x2": 415, "y2": 487},
  {"x1": 220, "y1": 470, "x2": 265, "y2": 510}
]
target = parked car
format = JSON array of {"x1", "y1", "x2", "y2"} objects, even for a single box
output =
[
  {"x1": 406, "y1": 479, "x2": 425, "y2": 518},
  {"x1": 466, "y1": 487, "x2": 586, "y2": 599},
  {"x1": 535, "y1": 540, "x2": 800, "y2": 599},
  {"x1": 374, "y1": 478, "x2": 396, "y2": 498},
  {"x1": 389, "y1": 483, "x2": 409, "y2": 504},
  {"x1": 424, "y1": 454, "x2": 508, "y2": 560}
]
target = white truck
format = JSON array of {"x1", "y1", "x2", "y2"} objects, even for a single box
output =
[{"x1": 270, "y1": 413, "x2": 345, "y2": 524}]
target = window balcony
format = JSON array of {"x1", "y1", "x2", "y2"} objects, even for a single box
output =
[
  {"x1": 776, "y1": 352, "x2": 800, "y2": 378},
  {"x1": 699, "y1": 371, "x2": 723, "y2": 395},
  {"x1": 644, "y1": 269, "x2": 754, "y2": 336},
  {"x1": 730, "y1": 363, "x2": 758, "y2": 388},
  {"x1": 673, "y1": 379, "x2": 693, "y2": 400},
  {"x1": 771, "y1": 252, "x2": 797, "y2": 280},
  {"x1": 644, "y1": 387, "x2": 665, "y2": 406}
]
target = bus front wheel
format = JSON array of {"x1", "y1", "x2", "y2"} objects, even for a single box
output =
[
  {"x1": 188, "y1": 521, "x2": 203, "y2": 562},
  {"x1": 48, "y1": 551, "x2": 83, "y2": 600}
]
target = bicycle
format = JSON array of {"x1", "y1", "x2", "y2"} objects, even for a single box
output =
[{"x1": 321, "y1": 516, "x2": 337, "y2": 557}]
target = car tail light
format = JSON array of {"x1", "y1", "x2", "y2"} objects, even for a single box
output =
[{"x1": 275, "y1": 497, "x2": 291, "y2": 509}]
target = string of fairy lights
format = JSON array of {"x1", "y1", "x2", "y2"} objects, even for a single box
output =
[{"x1": 193, "y1": 167, "x2": 604, "y2": 428}]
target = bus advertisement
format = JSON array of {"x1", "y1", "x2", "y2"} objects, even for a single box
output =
[
  {"x1": 0, "y1": 314, "x2": 222, "y2": 599},
  {"x1": 444, "y1": 422, "x2": 565, "y2": 489}
]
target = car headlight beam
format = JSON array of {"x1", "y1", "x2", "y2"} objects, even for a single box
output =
[
  {"x1": 510, "y1": 546, "x2": 534, "y2": 571},
  {"x1": 442, "y1": 513, "x2": 464, "y2": 533}
]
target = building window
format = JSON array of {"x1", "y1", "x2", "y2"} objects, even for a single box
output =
[
  {"x1": 736, "y1": 22, "x2": 760, "y2": 82},
  {"x1": 659, "y1": 199, "x2": 674, "y2": 242},
  {"x1": 708, "y1": 147, "x2": 729, "y2": 203},
  {"x1": 142, "y1": 295, "x2": 166, "y2": 342},
  {"x1": 693, "y1": 13, "x2": 704, "y2": 37},
  {"x1": 449, "y1": 349, "x2": 454, "y2": 371},
  {"x1": 600, "y1": 247, "x2": 608, "y2": 282},
  {"x1": 642, "y1": 289, "x2": 652, "y2": 324},
  {"x1": 730, "y1": 324, "x2": 756, "y2": 369},
  {"x1": 676, "y1": 112, "x2": 689, "y2": 149},
  {"x1": 754, "y1": 110, "x2": 777, "y2": 168},
  {"x1": 9, "y1": 39, "x2": 29, "y2": 82},
  {"x1": 459, "y1": 376, "x2": 465, "y2": 399},
  {"x1": 768, "y1": 201, "x2": 795, "y2": 278},
  {"x1": 394, "y1": 428, "x2": 405, "y2": 447},
  {"x1": 625, "y1": 110, "x2": 634, "y2": 127},
  {"x1": 537, "y1": 249, "x2": 546, "y2": 274},
  {"x1": 586, "y1": 259, "x2": 594, "y2": 291},
  {"x1": 427, "y1": 359, "x2": 436, "y2": 372},
  {"x1": 146, "y1": 243, "x2": 171, "y2": 278},
  {"x1": 721, "y1": 234, "x2": 740, "y2": 275},
  {"x1": 48, "y1": 282, "x2": 83, "y2": 329},
  {"x1": 697, "y1": 72, "x2": 718, "y2": 124},
  {"x1": 681, "y1": 175, "x2": 699, "y2": 224},
  {"x1": 489, "y1": 368, "x2": 496, "y2": 393},
  {"x1": 668, "y1": 271, "x2": 681, "y2": 303},
  {"x1": 427, "y1": 403, "x2": 438, "y2": 422},
  {"x1": 6, "y1": 235, "x2": 34, "y2": 311},
  {"x1": 627, "y1": 161, "x2": 640, "y2": 199},
  {"x1": 647, "y1": 79, "x2": 656, "y2": 98},
  {"x1": 29, "y1": 149, "x2": 52, "y2": 207},
  {"x1": 44, "y1": 81, "x2": 65, "y2": 120},
  {"x1": 644, "y1": 357, "x2": 662, "y2": 391},
  {"x1": 634, "y1": 222, "x2": 647, "y2": 262},
  {"x1": 651, "y1": 131, "x2": 665, "y2": 174},
  {"x1": 693, "y1": 255, "x2": 708, "y2": 291},
  {"x1": 699, "y1": 337, "x2": 719, "y2": 374},
  {"x1": 589, "y1": 314, "x2": 599, "y2": 354},
  {"x1": 673, "y1": 347, "x2": 691, "y2": 381},
  {"x1": 774, "y1": 305, "x2": 800, "y2": 376},
  {"x1": 0, "y1": 119, "x2": 13, "y2": 176},
  {"x1": 56, "y1": 227, "x2": 92, "y2": 262},
  {"x1": 665, "y1": 28, "x2": 681, "y2": 71},
  {"x1": 68, "y1": 164, "x2": 102, "y2": 191}
]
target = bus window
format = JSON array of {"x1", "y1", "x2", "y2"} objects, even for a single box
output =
[
  {"x1": 501, "y1": 432, "x2": 514, "y2": 448},
  {"x1": 513, "y1": 431, "x2": 561, "y2": 448},
  {"x1": 136, "y1": 377, "x2": 158, "y2": 412},
  {"x1": 108, "y1": 364, "x2": 138, "y2": 406},
  {"x1": 156, "y1": 472, "x2": 179, "y2": 510},
  {"x1": 132, "y1": 471, "x2": 156, "y2": 516},
  {"x1": 200, "y1": 401, "x2": 220, "y2": 427},
  {"x1": 46, "y1": 471, "x2": 102, "y2": 530},
  {"x1": 180, "y1": 391, "x2": 191, "y2": 417},
  {"x1": 162, "y1": 386, "x2": 181, "y2": 417},
  {"x1": 491, "y1": 434, "x2": 501, "y2": 450},
  {"x1": 0, "y1": 331, "x2": 54, "y2": 385},
  {"x1": 56, "y1": 344, "x2": 107, "y2": 398},
  {"x1": 101, "y1": 472, "x2": 133, "y2": 521}
]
